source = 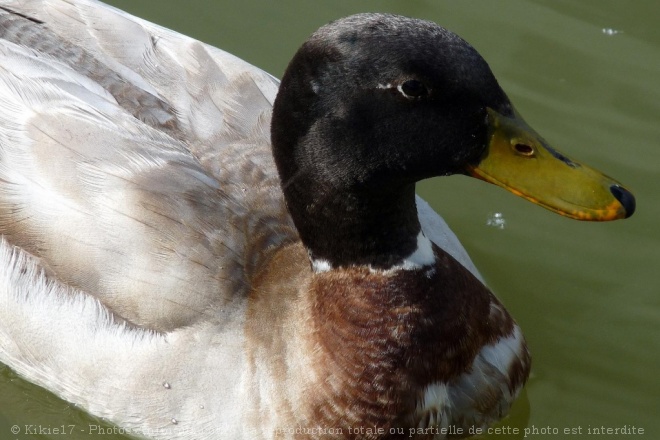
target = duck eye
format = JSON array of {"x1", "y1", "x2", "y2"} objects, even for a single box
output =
[{"x1": 398, "y1": 80, "x2": 428, "y2": 99}]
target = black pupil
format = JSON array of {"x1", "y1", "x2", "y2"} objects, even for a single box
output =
[{"x1": 401, "y1": 80, "x2": 427, "y2": 97}]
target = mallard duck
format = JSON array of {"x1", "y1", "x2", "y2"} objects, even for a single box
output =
[{"x1": 0, "y1": 1, "x2": 635, "y2": 439}]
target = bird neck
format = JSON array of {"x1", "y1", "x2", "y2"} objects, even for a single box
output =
[{"x1": 282, "y1": 177, "x2": 422, "y2": 270}]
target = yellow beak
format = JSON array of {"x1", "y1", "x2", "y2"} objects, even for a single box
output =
[{"x1": 467, "y1": 108, "x2": 635, "y2": 221}]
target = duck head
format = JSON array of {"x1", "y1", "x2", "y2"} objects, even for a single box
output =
[{"x1": 271, "y1": 13, "x2": 635, "y2": 269}]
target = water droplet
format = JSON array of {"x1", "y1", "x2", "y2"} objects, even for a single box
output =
[
  {"x1": 486, "y1": 212, "x2": 506, "y2": 229},
  {"x1": 171, "y1": 418, "x2": 178, "y2": 425},
  {"x1": 602, "y1": 28, "x2": 622, "y2": 36},
  {"x1": 163, "y1": 382, "x2": 171, "y2": 389}
]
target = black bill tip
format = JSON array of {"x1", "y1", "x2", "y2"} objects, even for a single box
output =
[{"x1": 610, "y1": 185, "x2": 636, "y2": 218}]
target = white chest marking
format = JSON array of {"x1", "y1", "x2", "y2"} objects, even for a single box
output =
[
  {"x1": 398, "y1": 231, "x2": 435, "y2": 270},
  {"x1": 416, "y1": 325, "x2": 526, "y2": 428},
  {"x1": 310, "y1": 232, "x2": 436, "y2": 274},
  {"x1": 311, "y1": 258, "x2": 332, "y2": 273}
]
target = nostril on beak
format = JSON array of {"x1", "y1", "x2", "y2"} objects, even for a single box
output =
[{"x1": 610, "y1": 185, "x2": 636, "y2": 218}]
